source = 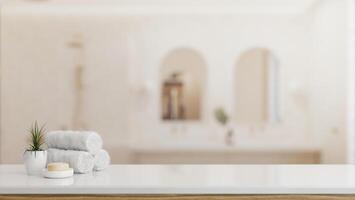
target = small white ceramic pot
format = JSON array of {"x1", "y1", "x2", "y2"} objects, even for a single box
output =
[{"x1": 23, "y1": 150, "x2": 47, "y2": 176}]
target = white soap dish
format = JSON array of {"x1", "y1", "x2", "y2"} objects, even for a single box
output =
[{"x1": 43, "y1": 168, "x2": 74, "y2": 179}]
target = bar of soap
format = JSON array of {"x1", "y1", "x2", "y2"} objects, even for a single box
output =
[{"x1": 47, "y1": 162, "x2": 69, "y2": 171}]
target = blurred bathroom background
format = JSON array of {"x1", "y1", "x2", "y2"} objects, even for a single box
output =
[{"x1": 0, "y1": 0, "x2": 354, "y2": 164}]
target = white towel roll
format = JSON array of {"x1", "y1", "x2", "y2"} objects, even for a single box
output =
[
  {"x1": 47, "y1": 148, "x2": 94, "y2": 174},
  {"x1": 45, "y1": 131, "x2": 103, "y2": 155},
  {"x1": 94, "y1": 149, "x2": 110, "y2": 171}
]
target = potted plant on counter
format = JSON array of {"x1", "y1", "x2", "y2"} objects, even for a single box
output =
[
  {"x1": 23, "y1": 121, "x2": 47, "y2": 176},
  {"x1": 214, "y1": 107, "x2": 234, "y2": 146}
]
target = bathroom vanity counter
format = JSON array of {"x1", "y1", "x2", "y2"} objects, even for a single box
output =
[
  {"x1": 0, "y1": 164, "x2": 355, "y2": 195},
  {"x1": 130, "y1": 143, "x2": 321, "y2": 164},
  {"x1": 130, "y1": 142, "x2": 319, "y2": 153}
]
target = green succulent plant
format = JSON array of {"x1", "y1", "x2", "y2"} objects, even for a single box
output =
[
  {"x1": 214, "y1": 107, "x2": 229, "y2": 126},
  {"x1": 26, "y1": 121, "x2": 46, "y2": 152}
]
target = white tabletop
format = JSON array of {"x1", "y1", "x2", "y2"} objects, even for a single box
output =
[{"x1": 1, "y1": 165, "x2": 355, "y2": 195}]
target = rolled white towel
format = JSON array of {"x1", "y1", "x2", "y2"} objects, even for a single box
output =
[
  {"x1": 45, "y1": 131, "x2": 103, "y2": 155},
  {"x1": 47, "y1": 148, "x2": 94, "y2": 174},
  {"x1": 94, "y1": 149, "x2": 110, "y2": 171}
]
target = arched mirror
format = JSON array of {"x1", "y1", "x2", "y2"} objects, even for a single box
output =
[
  {"x1": 235, "y1": 48, "x2": 279, "y2": 125},
  {"x1": 160, "y1": 48, "x2": 206, "y2": 121}
]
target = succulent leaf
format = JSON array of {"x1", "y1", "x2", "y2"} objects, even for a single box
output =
[{"x1": 26, "y1": 121, "x2": 46, "y2": 152}]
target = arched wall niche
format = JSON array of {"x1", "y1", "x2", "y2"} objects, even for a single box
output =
[
  {"x1": 160, "y1": 47, "x2": 206, "y2": 121},
  {"x1": 235, "y1": 47, "x2": 280, "y2": 125}
]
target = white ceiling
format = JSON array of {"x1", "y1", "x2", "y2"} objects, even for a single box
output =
[{"x1": 1, "y1": 0, "x2": 321, "y2": 15}]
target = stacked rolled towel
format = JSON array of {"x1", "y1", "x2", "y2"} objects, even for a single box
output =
[
  {"x1": 94, "y1": 149, "x2": 111, "y2": 171},
  {"x1": 46, "y1": 131, "x2": 103, "y2": 154},
  {"x1": 47, "y1": 148, "x2": 94, "y2": 174},
  {"x1": 45, "y1": 131, "x2": 111, "y2": 174}
]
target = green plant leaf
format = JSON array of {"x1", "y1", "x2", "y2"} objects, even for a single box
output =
[
  {"x1": 26, "y1": 121, "x2": 46, "y2": 152},
  {"x1": 214, "y1": 107, "x2": 229, "y2": 126}
]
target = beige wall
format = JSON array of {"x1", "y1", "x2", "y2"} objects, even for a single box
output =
[
  {"x1": 0, "y1": 8, "x2": 132, "y2": 163},
  {"x1": 0, "y1": 0, "x2": 352, "y2": 164},
  {"x1": 310, "y1": 0, "x2": 352, "y2": 163}
]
